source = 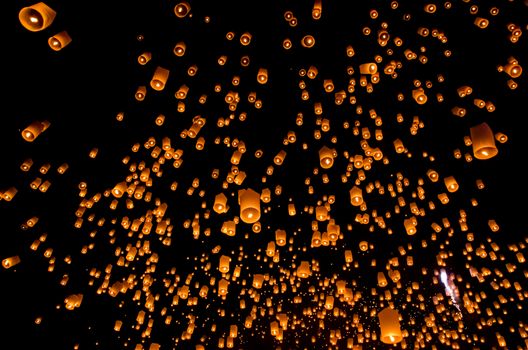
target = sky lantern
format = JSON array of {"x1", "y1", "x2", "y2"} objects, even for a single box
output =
[
  {"x1": 18, "y1": 2, "x2": 56, "y2": 31},
  {"x1": 470, "y1": 122, "x2": 498, "y2": 160},
  {"x1": 150, "y1": 66, "x2": 170, "y2": 91},
  {"x1": 239, "y1": 189, "x2": 261, "y2": 224},
  {"x1": 48, "y1": 31, "x2": 71, "y2": 51},
  {"x1": 378, "y1": 307, "x2": 403, "y2": 344},
  {"x1": 21, "y1": 120, "x2": 50, "y2": 142},
  {"x1": 349, "y1": 186, "x2": 363, "y2": 206}
]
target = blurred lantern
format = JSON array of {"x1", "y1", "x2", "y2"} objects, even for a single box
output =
[
  {"x1": 359, "y1": 63, "x2": 378, "y2": 74},
  {"x1": 377, "y1": 272, "x2": 388, "y2": 287},
  {"x1": 240, "y1": 32, "x2": 252, "y2": 45},
  {"x1": 64, "y1": 294, "x2": 83, "y2": 310},
  {"x1": 2, "y1": 187, "x2": 18, "y2": 201},
  {"x1": 412, "y1": 88, "x2": 427, "y2": 104},
  {"x1": 315, "y1": 206, "x2": 328, "y2": 221},
  {"x1": 312, "y1": 0, "x2": 322, "y2": 19},
  {"x1": 2, "y1": 256, "x2": 21, "y2": 269},
  {"x1": 174, "y1": 2, "x2": 191, "y2": 18},
  {"x1": 301, "y1": 35, "x2": 315, "y2": 48},
  {"x1": 404, "y1": 218, "x2": 417, "y2": 235},
  {"x1": 297, "y1": 261, "x2": 311, "y2": 278},
  {"x1": 253, "y1": 274, "x2": 264, "y2": 289},
  {"x1": 257, "y1": 68, "x2": 268, "y2": 84}
]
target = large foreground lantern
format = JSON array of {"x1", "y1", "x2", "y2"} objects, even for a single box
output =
[
  {"x1": 238, "y1": 189, "x2": 261, "y2": 223},
  {"x1": 19, "y1": 2, "x2": 56, "y2": 32},
  {"x1": 470, "y1": 122, "x2": 498, "y2": 160},
  {"x1": 378, "y1": 307, "x2": 403, "y2": 344}
]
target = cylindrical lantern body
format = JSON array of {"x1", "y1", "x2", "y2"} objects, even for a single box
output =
[
  {"x1": 22, "y1": 120, "x2": 49, "y2": 142},
  {"x1": 239, "y1": 189, "x2": 261, "y2": 223},
  {"x1": 214, "y1": 193, "x2": 228, "y2": 214},
  {"x1": 297, "y1": 261, "x2": 311, "y2": 278},
  {"x1": 150, "y1": 66, "x2": 170, "y2": 91},
  {"x1": 350, "y1": 186, "x2": 363, "y2": 206},
  {"x1": 378, "y1": 307, "x2": 402, "y2": 344},
  {"x1": 219, "y1": 255, "x2": 231, "y2": 273},
  {"x1": 470, "y1": 122, "x2": 498, "y2": 160},
  {"x1": 319, "y1": 146, "x2": 334, "y2": 169},
  {"x1": 19, "y1": 2, "x2": 56, "y2": 32},
  {"x1": 48, "y1": 31, "x2": 72, "y2": 51},
  {"x1": 359, "y1": 63, "x2": 378, "y2": 74}
]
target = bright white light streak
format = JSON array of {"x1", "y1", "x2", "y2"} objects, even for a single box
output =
[{"x1": 440, "y1": 268, "x2": 461, "y2": 312}]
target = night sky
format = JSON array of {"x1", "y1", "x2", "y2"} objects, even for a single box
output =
[{"x1": 3, "y1": 1, "x2": 528, "y2": 349}]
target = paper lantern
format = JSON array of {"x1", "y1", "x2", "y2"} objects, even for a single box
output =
[
  {"x1": 349, "y1": 186, "x2": 363, "y2": 206},
  {"x1": 2, "y1": 187, "x2": 18, "y2": 201},
  {"x1": 218, "y1": 279, "x2": 229, "y2": 296},
  {"x1": 319, "y1": 146, "x2": 335, "y2": 169},
  {"x1": 444, "y1": 176, "x2": 459, "y2": 192},
  {"x1": 504, "y1": 62, "x2": 522, "y2": 78},
  {"x1": 173, "y1": 42, "x2": 186, "y2": 56},
  {"x1": 359, "y1": 63, "x2": 378, "y2": 74},
  {"x1": 378, "y1": 307, "x2": 403, "y2": 344},
  {"x1": 297, "y1": 261, "x2": 311, "y2": 278},
  {"x1": 213, "y1": 193, "x2": 228, "y2": 214},
  {"x1": 377, "y1": 272, "x2": 388, "y2": 287},
  {"x1": 174, "y1": 2, "x2": 191, "y2": 18},
  {"x1": 150, "y1": 66, "x2": 170, "y2": 91},
  {"x1": 240, "y1": 32, "x2": 252, "y2": 45},
  {"x1": 257, "y1": 68, "x2": 268, "y2": 84},
  {"x1": 2, "y1": 256, "x2": 21, "y2": 269},
  {"x1": 135, "y1": 86, "x2": 147, "y2": 101},
  {"x1": 239, "y1": 189, "x2": 261, "y2": 223},
  {"x1": 427, "y1": 169, "x2": 439, "y2": 182},
  {"x1": 412, "y1": 88, "x2": 427, "y2": 104},
  {"x1": 48, "y1": 31, "x2": 72, "y2": 51},
  {"x1": 470, "y1": 122, "x2": 498, "y2": 159},
  {"x1": 19, "y1": 2, "x2": 56, "y2": 32},
  {"x1": 21, "y1": 120, "x2": 50, "y2": 142},
  {"x1": 311, "y1": 231, "x2": 321, "y2": 247},
  {"x1": 64, "y1": 294, "x2": 83, "y2": 310},
  {"x1": 219, "y1": 255, "x2": 231, "y2": 273},
  {"x1": 274, "y1": 150, "x2": 287, "y2": 165},
  {"x1": 312, "y1": 0, "x2": 322, "y2": 19},
  {"x1": 404, "y1": 218, "x2": 417, "y2": 235},
  {"x1": 253, "y1": 274, "x2": 264, "y2": 289},
  {"x1": 138, "y1": 52, "x2": 152, "y2": 64},
  {"x1": 324, "y1": 296, "x2": 334, "y2": 310},
  {"x1": 301, "y1": 35, "x2": 315, "y2": 48},
  {"x1": 315, "y1": 206, "x2": 328, "y2": 221},
  {"x1": 275, "y1": 229, "x2": 287, "y2": 246}
]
